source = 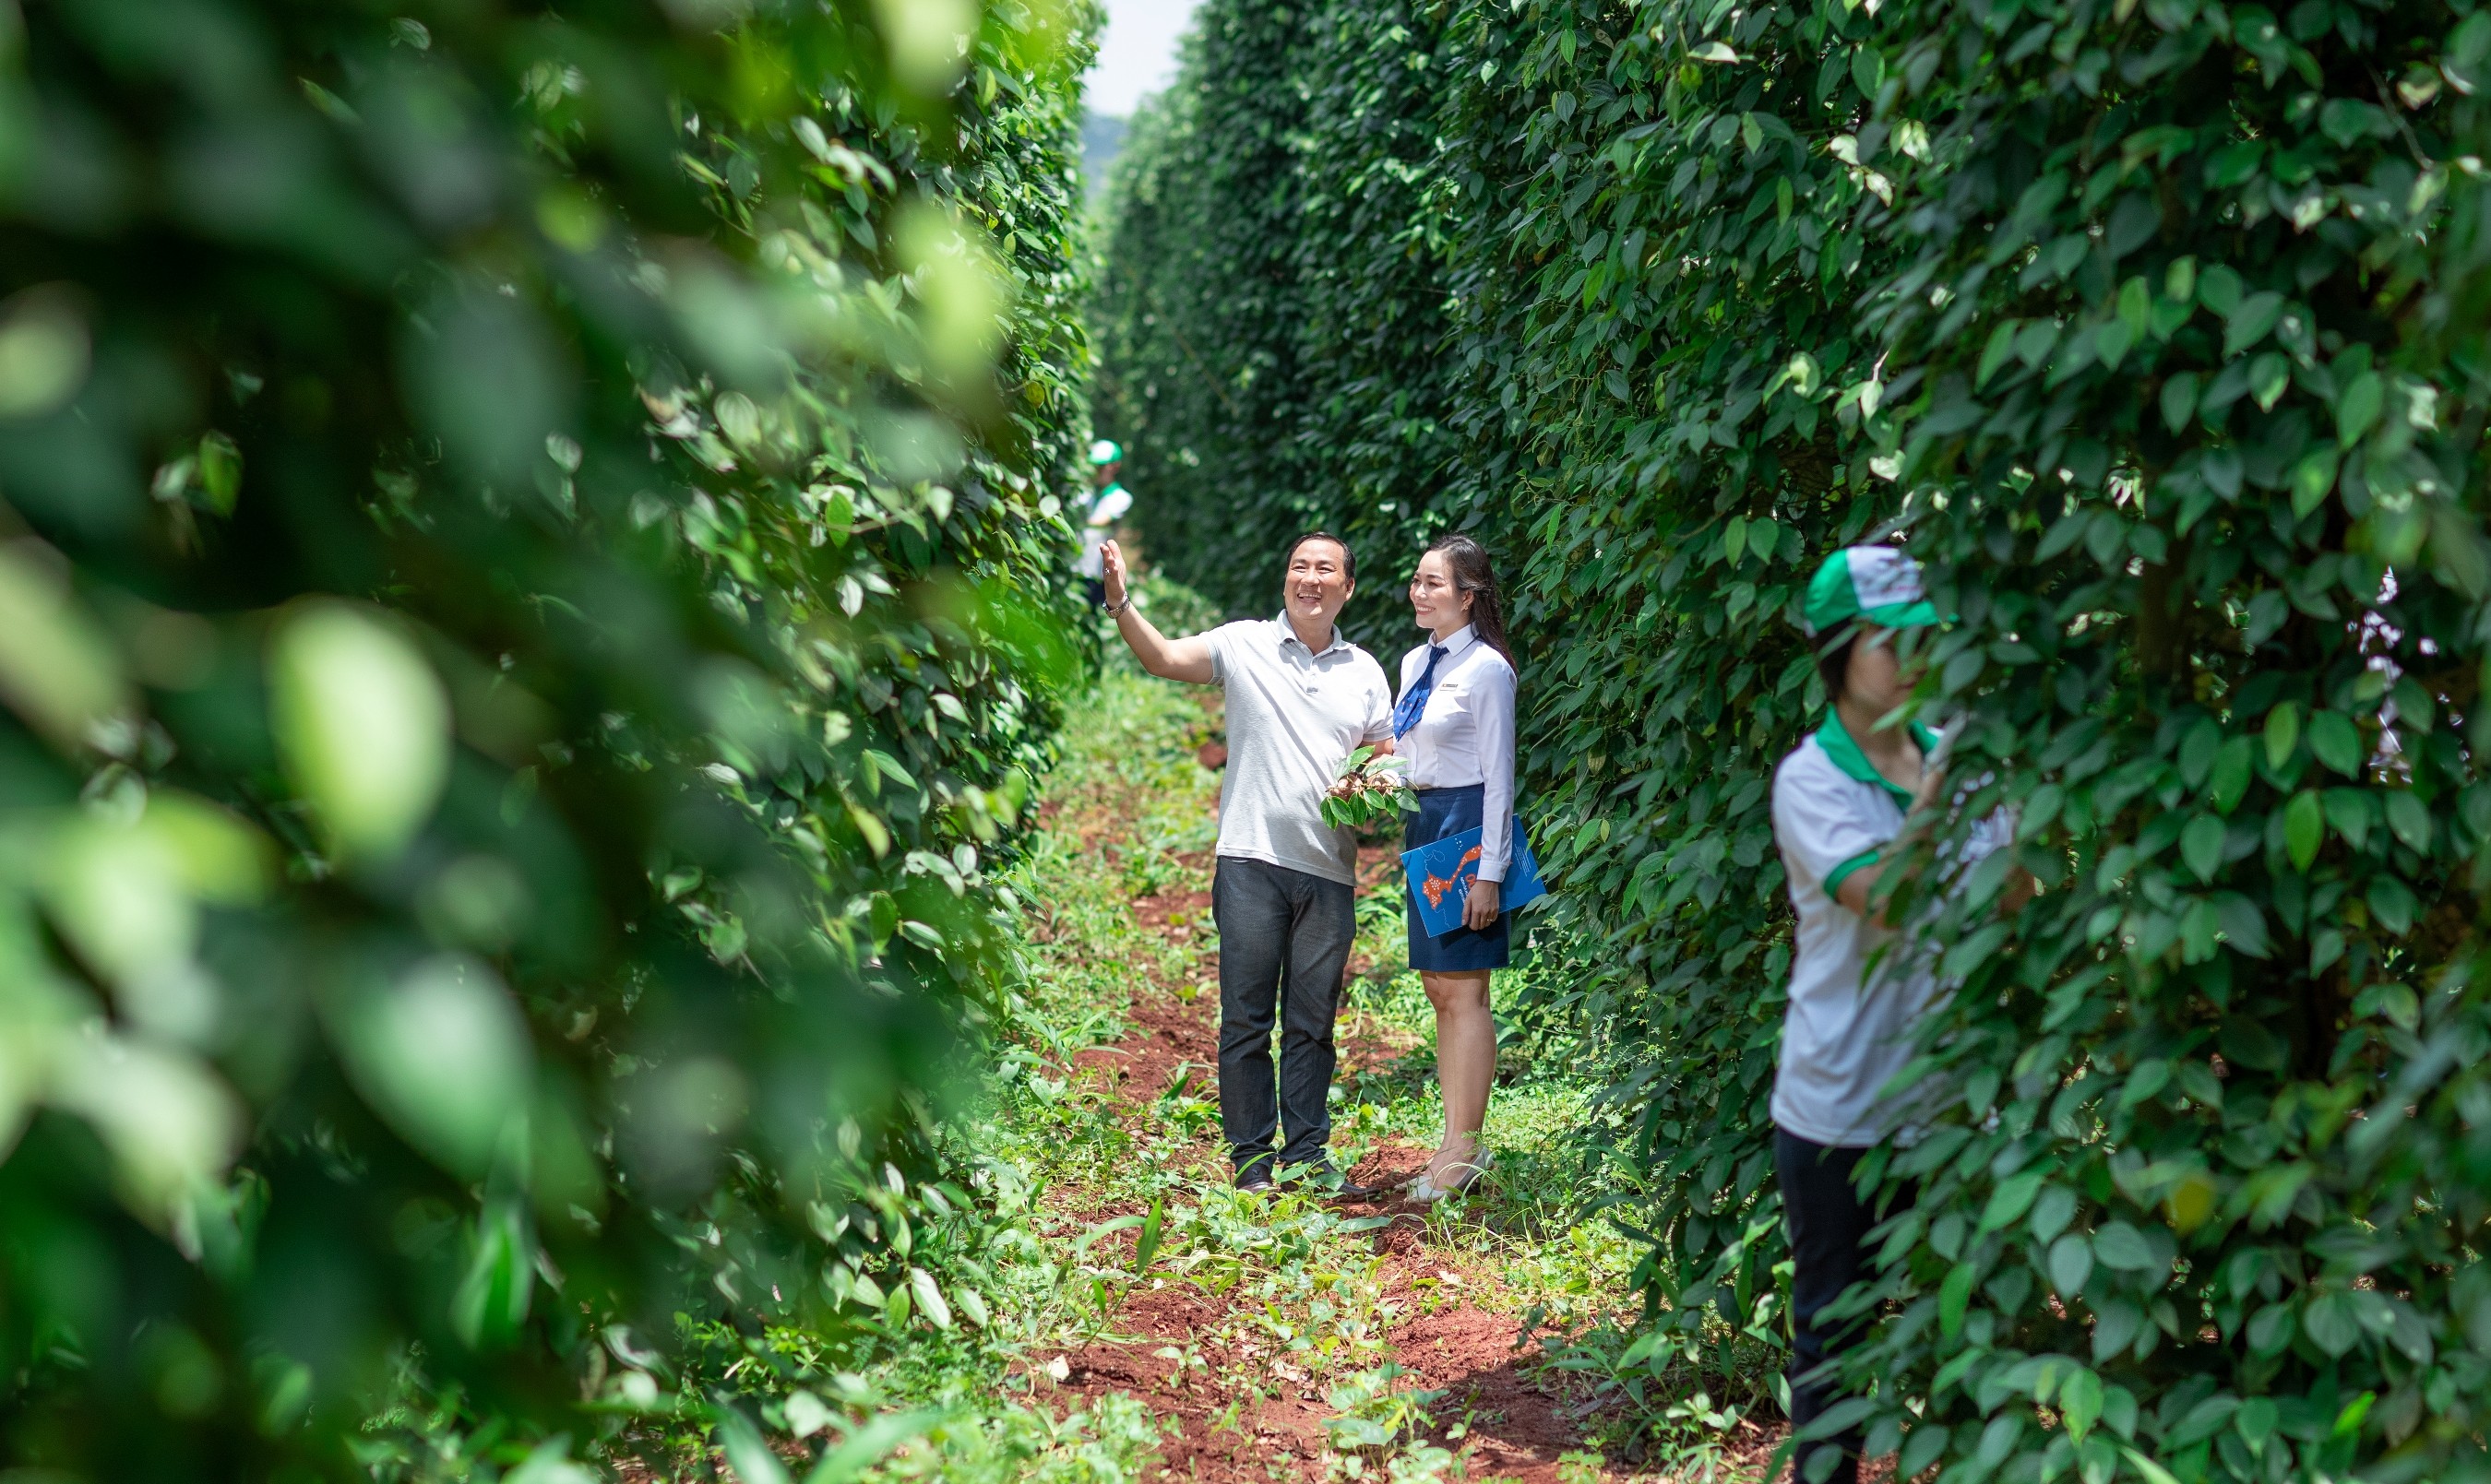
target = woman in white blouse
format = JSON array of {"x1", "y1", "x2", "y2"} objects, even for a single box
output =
[{"x1": 1391, "y1": 535, "x2": 1519, "y2": 1202}]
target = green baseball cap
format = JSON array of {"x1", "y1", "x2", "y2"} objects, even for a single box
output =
[
  {"x1": 1802, "y1": 545, "x2": 1940, "y2": 637},
  {"x1": 1089, "y1": 438, "x2": 1123, "y2": 466}
]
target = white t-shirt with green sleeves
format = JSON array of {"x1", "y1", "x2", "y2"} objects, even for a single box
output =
[{"x1": 1770, "y1": 715, "x2": 2010, "y2": 1147}]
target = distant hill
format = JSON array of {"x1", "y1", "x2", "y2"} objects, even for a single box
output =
[{"x1": 1081, "y1": 113, "x2": 1126, "y2": 205}]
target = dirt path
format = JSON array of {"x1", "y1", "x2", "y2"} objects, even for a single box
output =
[{"x1": 1030, "y1": 831, "x2": 1623, "y2": 1483}]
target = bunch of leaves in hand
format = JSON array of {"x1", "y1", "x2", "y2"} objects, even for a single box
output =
[{"x1": 1321, "y1": 745, "x2": 1418, "y2": 831}]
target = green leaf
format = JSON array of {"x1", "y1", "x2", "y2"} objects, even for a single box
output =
[
  {"x1": 2160, "y1": 373, "x2": 2199, "y2": 433},
  {"x1": 2384, "y1": 789, "x2": 2431, "y2": 851},
  {"x1": 2177, "y1": 718, "x2": 2220, "y2": 787},
  {"x1": 2324, "y1": 789, "x2": 2372, "y2": 849},
  {"x1": 2092, "y1": 1222, "x2": 2156, "y2": 1271},
  {"x1": 2095, "y1": 319, "x2": 2138, "y2": 372},
  {"x1": 1899, "y1": 1425, "x2": 1950, "y2": 1478},
  {"x1": 715, "y1": 1405, "x2": 796, "y2": 1484},
  {"x1": 909, "y1": 1266, "x2": 952, "y2": 1328},
  {"x1": 2030, "y1": 1183, "x2": 2078, "y2": 1243},
  {"x1": 1981, "y1": 1170, "x2": 2044, "y2": 1232},
  {"x1": 864, "y1": 749, "x2": 920, "y2": 790},
  {"x1": 451, "y1": 1199, "x2": 535, "y2": 1347},
  {"x1": 197, "y1": 431, "x2": 243, "y2": 516},
  {"x1": 2209, "y1": 736, "x2": 2254, "y2": 813},
  {"x1": 2306, "y1": 710, "x2": 2361, "y2": 777},
  {"x1": 1135, "y1": 1196, "x2": 1166, "y2": 1273},
  {"x1": 2311, "y1": 928, "x2": 2346, "y2": 974},
  {"x1": 2290, "y1": 448, "x2": 2339, "y2": 516},
  {"x1": 805, "y1": 1410, "x2": 945, "y2": 1484},
  {"x1": 2116, "y1": 277, "x2": 2151, "y2": 336},
  {"x1": 2264, "y1": 702, "x2": 2300, "y2": 769},
  {"x1": 2093, "y1": 1300, "x2": 2143, "y2": 1360},
  {"x1": 2337, "y1": 369, "x2": 2382, "y2": 446},
  {"x1": 1939, "y1": 1260, "x2": 1977, "y2": 1337},
  {"x1": 2286, "y1": 790, "x2": 2324, "y2": 871},
  {"x1": 271, "y1": 603, "x2": 452, "y2": 863},
  {"x1": 2366, "y1": 874, "x2": 2416, "y2": 935},
  {"x1": 2235, "y1": 1397, "x2": 2278, "y2": 1447},
  {"x1": 1073, "y1": 1213, "x2": 1145, "y2": 1252},
  {"x1": 2060, "y1": 1367, "x2": 2104, "y2": 1441},
  {"x1": 2302, "y1": 1291, "x2": 2363, "y2": 1357},
  {"x1": 2179, "y1": 813, "x2": 2223, "y2": 883},
  {"x1": 2049, "y1": 1232, "x2": 2095, "y2": 1297},
  {"x1": 1979, "y1": 322, "x2": 2020, "y2": 386},
  {"x1": 2222, "y1": 291, "x2": 2284, "y2": 357},
  {"x1": 2199, "y1": 263, "x2": 2245, "y2": 315}
]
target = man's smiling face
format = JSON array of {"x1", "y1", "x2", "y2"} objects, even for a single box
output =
[{"x1": 1284, "y1": 537, "x2": 1354, "y2": 632}]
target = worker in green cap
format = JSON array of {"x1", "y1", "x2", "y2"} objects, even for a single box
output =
[
  {"x1": 1078, "y1": 439, "x2": 1135, "y2": 607},
  {"x1": 1770, "y1": 544, "x2": 2016, "y2": 1484}
]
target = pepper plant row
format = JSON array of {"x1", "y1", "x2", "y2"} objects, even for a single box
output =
[{"x1": 1098, "y1": 0, "x2": 2491, "y2": 1478}]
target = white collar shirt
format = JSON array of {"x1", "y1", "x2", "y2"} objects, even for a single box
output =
[
  {"x1": 1396, "y1": 625, "x2": 1519, "y2": 883},
  {"x1": 1202, "y1": 615, "x2": 1395, "y2": 884}
]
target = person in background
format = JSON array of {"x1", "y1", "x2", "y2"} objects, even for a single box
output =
[
  {"x1": 1770, "y1": 545, "x2": 2015, "y2": 1484},
  {"x1": 1078, "y1": 439, "x2": 1135, "y2": 607},
  {"x1": 1097, "y1": 530, "x2": 1392, "y2": 1196},
  {"x1": 1393, "y1": 535, "x2": 1519, "y2": 1203}
]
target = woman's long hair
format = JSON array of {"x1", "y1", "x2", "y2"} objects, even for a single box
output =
[{"x1": 1426, "y1": 534, "x2": 1514, "y2": 664}]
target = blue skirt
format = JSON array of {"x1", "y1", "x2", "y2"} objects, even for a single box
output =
[{"x1": 1404, "y1": 784, "x2": 1511, "y2": 972}]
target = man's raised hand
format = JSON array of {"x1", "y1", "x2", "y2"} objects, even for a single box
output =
[{"x1": 1102, "y1": 540, "x2": 1129, "y2": 610}]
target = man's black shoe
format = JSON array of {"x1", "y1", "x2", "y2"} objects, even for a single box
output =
[
  {"x1": 1325, "y1": 1177, "x2": 1380, "y2": 1201},
  {"x1": 1237, "y1": 1177, "x2": 1275, "y2": 1193}
]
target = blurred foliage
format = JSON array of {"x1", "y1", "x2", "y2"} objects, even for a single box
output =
[
  {"x1": 0, "y1": 0, "x2": 1100, "y2": 1477},
  {"x1": 1097, "y1": 0, "x2": 2491, "y2": 1479}
]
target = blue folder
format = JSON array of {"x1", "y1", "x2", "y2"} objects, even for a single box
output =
[{"x1": 1400, "y1": 819, "x2": 1546, "y2": 938}]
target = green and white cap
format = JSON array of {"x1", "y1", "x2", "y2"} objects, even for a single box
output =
[
  {"x1": 1089, "y1": 438, "x2": 1123, "y2": 466},
  {"x1": 1803, "y1": 545, "x2": 1939, "y2": 637}
]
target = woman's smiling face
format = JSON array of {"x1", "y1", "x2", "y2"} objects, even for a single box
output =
[{"x1": 1410, "y1": 550, "x2": 1471, "y2": 635}]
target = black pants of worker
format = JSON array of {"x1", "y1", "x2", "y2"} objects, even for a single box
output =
[
  {"x1": 1213, "y1": 856, "x2": 1354, "y2": 1185},
  {"x1": 1777, "y1": 1130, "x2": 1902, "y2": 1484}
]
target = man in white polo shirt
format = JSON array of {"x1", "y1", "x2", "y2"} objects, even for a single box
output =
[{"x1": 1099, "y1": 532, "x2": 1392, "y2": 1193}]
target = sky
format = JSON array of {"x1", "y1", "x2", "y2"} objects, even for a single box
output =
[{"x1": 1084, "y1": 0, "x2": 1200, "y2": 117}]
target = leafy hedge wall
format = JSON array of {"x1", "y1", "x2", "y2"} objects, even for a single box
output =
[
  {"x1": 1094, "y1": 0, "x2": 1459, "y2": 637},
  {"x1": 1099, "y1": 0, "x2": 2491, "y2": 1477},
  {"x1": 0, "y1": 0, "x2": 1093, "y2": 1476}
]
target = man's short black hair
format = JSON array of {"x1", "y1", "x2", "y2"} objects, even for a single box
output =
[{"x1": 1286, "y1": 531, "x2": 1355, "y2": 585}]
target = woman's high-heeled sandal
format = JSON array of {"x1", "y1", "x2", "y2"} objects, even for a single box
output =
[{"x1": 1407, "y1": 1151, "x2": 1496, "y2": 1204}]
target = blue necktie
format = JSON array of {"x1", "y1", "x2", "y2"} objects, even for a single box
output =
[{"x1": 1392, "y1": 646, "x2": 1448, "y2": 739}]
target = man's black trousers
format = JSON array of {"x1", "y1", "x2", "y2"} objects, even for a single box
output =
[{"x1": 1212, "y1": 856, "x2": 1354, "y2": 1183}]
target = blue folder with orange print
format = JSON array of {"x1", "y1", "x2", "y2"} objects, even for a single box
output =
[{"x1": 1400, "y1": 820, "x2": 1547, "y2": 938}]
